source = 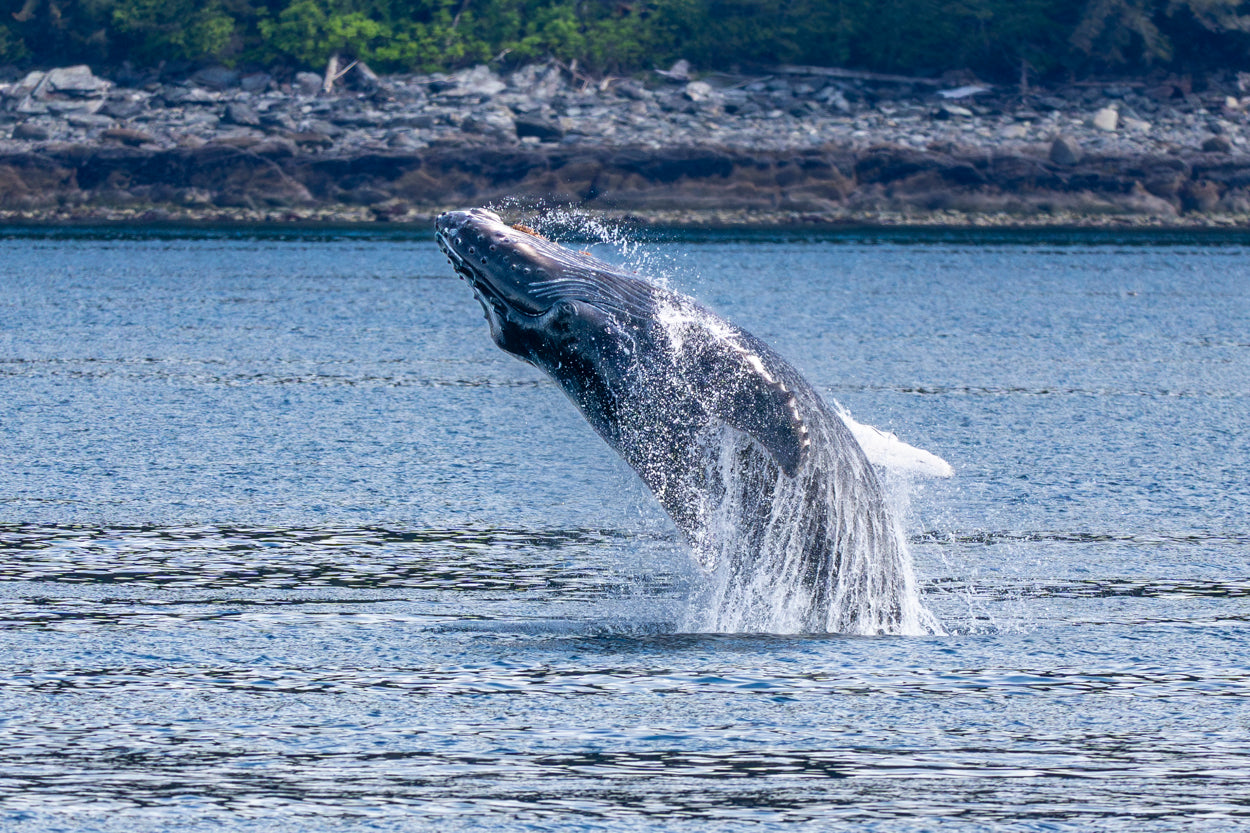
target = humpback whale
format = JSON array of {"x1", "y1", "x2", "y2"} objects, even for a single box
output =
[{"x1": 436, "y1": 208, "x2": 944, "y2": 634}]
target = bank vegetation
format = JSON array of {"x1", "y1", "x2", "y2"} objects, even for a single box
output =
[{"x1": 3, "y1": 0, "x2": 1250, "y2": 81}]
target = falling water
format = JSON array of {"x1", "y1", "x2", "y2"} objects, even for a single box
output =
[{"x1": 653, "y1": 301, "x2": 943, "y2": 636}]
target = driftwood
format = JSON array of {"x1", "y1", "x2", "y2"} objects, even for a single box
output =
[
  {"x1": 776, "y1": 65, "x2": 944, "y2": 86},
  {"x1": 322, "y1": 54, "x2": 359, "y2": 94}
]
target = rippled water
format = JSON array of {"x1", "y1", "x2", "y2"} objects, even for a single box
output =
[{"x1": 1, "y1": 226, "x2": 1248, "y2": 831}]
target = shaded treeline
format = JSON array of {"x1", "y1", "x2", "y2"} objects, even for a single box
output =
[{"x1": 2, "y1": 0, "x2": 1250, "y2": 80}]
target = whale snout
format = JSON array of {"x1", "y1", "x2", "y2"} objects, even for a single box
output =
[
  {"x1": 436, "y1": 207, "x2": 555, "y2": 316},
  {"x1": 435, "y1": 207, "x2": 503, "y2": 238}
]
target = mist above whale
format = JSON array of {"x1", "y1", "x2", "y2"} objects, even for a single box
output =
[{"x1": 435, "y1": 207, "x2": 946, "y2": 634}]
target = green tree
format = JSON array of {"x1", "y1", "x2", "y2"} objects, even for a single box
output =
[{"x1": 112, "y1": 0, "x2": 239, "y2": 63}]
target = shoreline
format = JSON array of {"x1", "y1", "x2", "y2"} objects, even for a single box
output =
[
  {"x1": 7, "y1": 204, "x2": 1250, "y2": 234},
  {"x1": 5, "y1": 63, "x2": 1250, "y2": 229}
]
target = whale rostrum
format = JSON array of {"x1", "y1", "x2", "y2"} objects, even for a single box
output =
[{"x1": 436, "y1": 207, "x2": 945, "y2": 634}]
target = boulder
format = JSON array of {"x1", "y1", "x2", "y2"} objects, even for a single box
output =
[
  {"x1": 45, "y1": 65, "x2": 109, "y2": 97},
  {"x1": 448, "y1": 65, "x2": 506, "y2": 98},
  {"x1": 684, "y1": 81, "x2": 715, "y2": 103},
  {"x1": 191, "y1": 66, "x2": 240, "y2": 90},
  {"x1": 1202, "y1": 134, "x2": 1234, "y2": 154},
  {"x1": 99, "y1": 96, "x2": 148, "y2": 120},
  {"x1": 1091, "y1": 106, "x2": 1118, "y2": 132},
  {"x1": 514, "y1": 113, "x2": 564, "y2": 142},
  {"x1": 462, "y1": 107, "x2": 517, "y2": 142},
  {"x1": 67, "y1": 113, "x2": 114, "y2": 129},
  {"x1": 161, "y1": 86, "x2": 220, "y2": 106},
  {"x1": 224, "y1": 102, "x2": 261, "y2": 127},
  {"x1": 294, "y1": 72, "x2": 323, "y2": 97},
  {"x1": 1049, "y1": 135, "x2": 1083, "y2": 166},
  {"x1": 240, "y1": 73, "x2": 273, "y2": 94},
  {"x1": 12, "y1": 122, "x2": 50, "y2": 141}
]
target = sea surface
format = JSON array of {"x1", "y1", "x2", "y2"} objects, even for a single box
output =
[{"x1": 1, "y1": 224, "x2": 1247, "y2": 831}]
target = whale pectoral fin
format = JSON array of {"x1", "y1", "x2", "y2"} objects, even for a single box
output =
[{"x1": 700, "y1": 349, "x2": 809, "y2": 477}]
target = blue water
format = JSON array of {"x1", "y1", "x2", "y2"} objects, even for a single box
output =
[{"x1": 1, "y1": 226, "x2": 1248, "y2": 830}]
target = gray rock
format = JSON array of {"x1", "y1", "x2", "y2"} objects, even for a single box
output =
[
  {"x1": 99, "y1": 96, "x2": 147, "y2": 120},
  {"x1": 1091, "y1": 106, "x2": 1119, "y2": 132},
  {"x1": 45, "y1": 65, "x2": 109, "y2": 97},
  {"x1": 684, "y1": 81, "x2": 715, "y2": 103},
  {"x1": 1050, "y1": 134, "x2": 1083, "y2": 166},
  {"x1": 1202, "y1": 134, "x2": 1234, "y2": 153},
  {"x1": 514, "y1": 113, "x2": 564, "y2": 142},
  {"x1": 615, "y1": 80, "x2": 651, "y2": 101},
  {"x1": 818, "y1": 88, "x2": 851, "y2": 113},
  {"x1": 12, "y1": 122, "x2": 50, "y2": 140},
  {"x1": 191, "y1": 66, "x2": 240, "y2": 90},
  {"x1": 224, "y1": 101, "x2": 261, "y2": 127},
  {"x1": 14, "y1": 99, "x2": 49, "y2": 115},
  {"x1": 328, "y1": 108, "x2": 387, "y2": 128},
  {"x1": 295, "y1": 72, "x2": 323, "y2": 97},
  {"x1": 307, "y1": 118, "x2": 344, "y2": 138},
  {"x1": 161, "y1": 86, "x2": 220, "y2": 106},
  {"x1": 47, "y1": 98, "x2": 105, "y2": 115},
  {"x1": 67, "y1": 112, "x2": 114, "y2": 129},
  {"x1": 462, "y1": 107, "x2": 516, "y2": 141},
  {"x1": 448, "y1": 65, "x2": 506, "y2": 98},
  {"x1": 11, "y1": 70, "x2": 47, "y2": 98},
  {"x1": 260, "y1": 111, "x2": 298, "y2": 131},
  {"x1": 509, "y1": 64, "x2": 564, "y2": 99},
  {"x1": 240, "y1": 73, "x2": 273, "y2": 94}
]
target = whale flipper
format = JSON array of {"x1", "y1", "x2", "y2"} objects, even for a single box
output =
[{"x1": 696, "y1": 344, "x2": 809, "y2": 477}]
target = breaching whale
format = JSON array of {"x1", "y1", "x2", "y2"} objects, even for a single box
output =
[{"x1": 436, "y1": 207, "x2": 946, "y2": 634}]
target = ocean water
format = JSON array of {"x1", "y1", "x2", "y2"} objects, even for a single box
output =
[{"x1": 0, "y1": 225, "x2": 1247, "y2": 831}]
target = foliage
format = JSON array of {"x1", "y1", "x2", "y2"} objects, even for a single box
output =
[
  {"x1": 112, "y1": 0, "x2": 239, "y2": 63},
  {"x1": 2, "y1": 0, "x2": 1250, "y2": 80}
]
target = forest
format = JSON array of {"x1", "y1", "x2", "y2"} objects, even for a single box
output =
[{"x1": 2, "y1": 0, "x2": 1250, "y2": 81}]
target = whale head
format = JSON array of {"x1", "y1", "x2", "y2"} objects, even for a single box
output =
[{"x1": 435, "y1": 207, "x2": 656, "y2": 356}]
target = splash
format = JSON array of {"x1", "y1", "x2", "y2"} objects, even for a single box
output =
[
  {"x1": 652, "y1": 300, "x2": 944, "y2": 636},
  {"x1": 486, "y1": 199, "x2": 673, "y2": 286},
  {"x1": 680, "y1": 427, "x2": 943, "y2": 636}
]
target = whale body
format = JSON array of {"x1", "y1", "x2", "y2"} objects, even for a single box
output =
[{"x1": 436, "y1": 208, "x2": 942, "y2": 634}]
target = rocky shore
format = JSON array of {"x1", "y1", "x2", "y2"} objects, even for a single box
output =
[{"x1": 4, "y1": 61, "x2": 1250, "y2": 227}]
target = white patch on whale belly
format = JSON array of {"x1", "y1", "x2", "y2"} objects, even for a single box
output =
[{"x1": 835, "y1": 403, "x2": 954, "y2": 478}]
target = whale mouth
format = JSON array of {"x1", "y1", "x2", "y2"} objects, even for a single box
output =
[{"x1": 435, "y1": 213, "x2": 515, "y2": 322}]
